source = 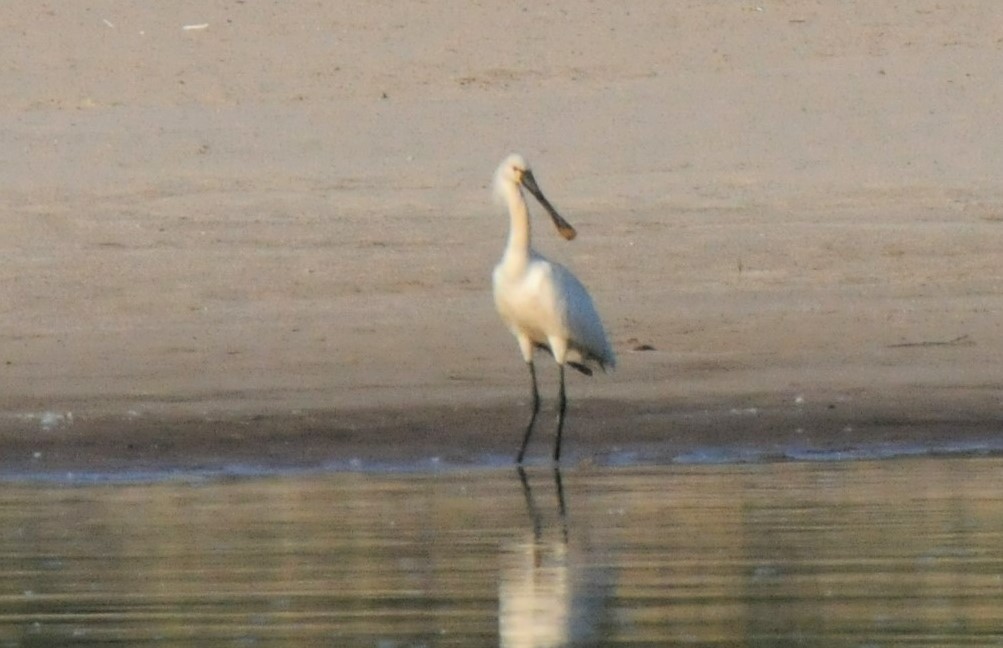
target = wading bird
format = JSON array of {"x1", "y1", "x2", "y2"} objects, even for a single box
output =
[{"x1": 492, "y1": 154, "x2": 615, "y2": 464}]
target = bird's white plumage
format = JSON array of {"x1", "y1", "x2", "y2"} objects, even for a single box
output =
[
  {"x1": 494, "y1": 253, "x2": 614, "y2": 370},
  {"x1": 492, "y1": 154, "x2": 615, "y2": 373}
]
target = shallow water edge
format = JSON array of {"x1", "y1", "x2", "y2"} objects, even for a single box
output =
[{"x1": 1, "y1": 397, "x2": 1001, "y2": 482}]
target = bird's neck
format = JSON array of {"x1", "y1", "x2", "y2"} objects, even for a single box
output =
[{"x1": 502, "y1": 185, "x2": 532, "y2": 268}]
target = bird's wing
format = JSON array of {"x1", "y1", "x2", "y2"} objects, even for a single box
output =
[{"x1": 546, "y1": 261, "x2": 616, "y2": 370}]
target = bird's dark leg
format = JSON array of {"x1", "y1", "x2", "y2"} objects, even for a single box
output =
[
  {"x1": 553, "y1": 364, "x2": 567, "y2": 463},
  {"x1": 516, "y1": 361, "x2": 541, "y2": 464}
]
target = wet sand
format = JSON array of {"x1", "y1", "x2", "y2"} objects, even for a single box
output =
[
  {"x1": 2, "y1": 3, "x2": 1003, "y2": 473},
  {"x1": 4, "y1": 392, "x2": 1002, "y2": 477}
]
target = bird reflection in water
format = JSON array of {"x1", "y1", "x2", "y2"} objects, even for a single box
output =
[{"x1": 499, "y1": 468, "x2": 615, "y2": 647}]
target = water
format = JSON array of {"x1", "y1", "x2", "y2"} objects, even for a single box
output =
[{"x1": 2, "y1": 458, "x2": 1003, "y2": 646}]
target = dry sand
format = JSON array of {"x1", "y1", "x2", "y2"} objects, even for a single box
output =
[{"x1": 2, "y1": 2, "x2": 1003, "y2": 471}]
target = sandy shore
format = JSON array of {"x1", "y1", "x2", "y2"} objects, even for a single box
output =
[
  {"x1": 2, "y1": 2, "x2": 1002, "y2": 469},
  {"x1": 4, "y1": 393, "x2": 1003, "y2": 476}
]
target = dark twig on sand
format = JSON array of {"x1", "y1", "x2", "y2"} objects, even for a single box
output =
[{"x1": 888, "y1": 334, "x2": 973, "y2": 349}]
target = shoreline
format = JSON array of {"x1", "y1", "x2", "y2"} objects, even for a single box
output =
[{"x1": 3, "y1": 390, "x2": 1001, "y2": 480}]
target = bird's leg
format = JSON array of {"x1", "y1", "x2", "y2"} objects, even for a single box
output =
[
  {"x1": 516, "y1": 361, "x2": 541, "y2": 464},
  {"x1": 553, "y1": 364, "x2": 567, "y2": 463}
]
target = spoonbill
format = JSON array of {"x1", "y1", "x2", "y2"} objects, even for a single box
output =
[{"x1": 491, "y1": 154, "x2": 615, "y2": 464}]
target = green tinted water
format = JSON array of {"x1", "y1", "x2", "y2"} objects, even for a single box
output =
[{"x1": 1, "y1": 458, "x2": 1002, "y2": 646}]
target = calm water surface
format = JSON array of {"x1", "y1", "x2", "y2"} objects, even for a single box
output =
[{"x1": 2, "y1": 457, "x2": 1003, "y2": 646}]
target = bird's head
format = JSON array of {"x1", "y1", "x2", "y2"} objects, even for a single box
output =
[
  {"x1": 494, "y1": 153, "x2": 577, "y2": 241},
  {"x1": 495, "y1": 153, "x2": 530, "y2": 187}
]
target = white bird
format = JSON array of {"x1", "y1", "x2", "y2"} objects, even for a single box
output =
[{"x1": 492, "y1": 154, "x2": 616, "y2": 463}]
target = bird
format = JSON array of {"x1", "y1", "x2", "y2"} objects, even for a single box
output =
[{"x1": 491, "y1": 153, "x2": 615, "y2": 464}]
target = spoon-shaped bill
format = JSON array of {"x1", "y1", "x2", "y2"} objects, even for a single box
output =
[{"x1": 520, "y1": 170, "x2": 577, "y2": 241}]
